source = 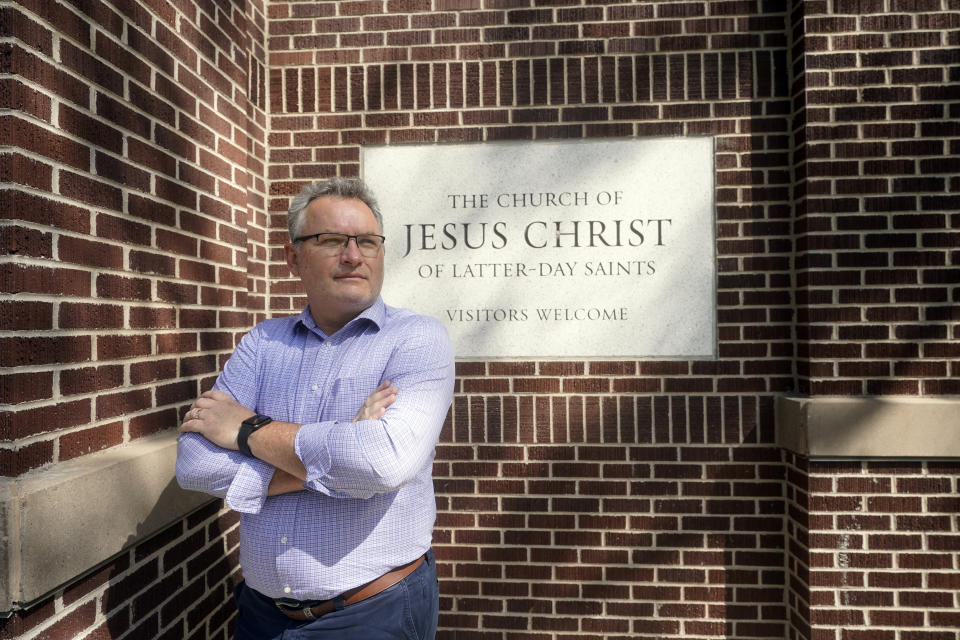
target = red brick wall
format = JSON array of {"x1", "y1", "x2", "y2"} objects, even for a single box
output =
[
  {"x1": 783, "y1": 3, "x2": 960, "y2": 632},
  {"x1": 2, "y1": 0, "x2": 268, "y2": 477},
  {"x1": 3, "y1": 1, "x2": 959, "y2": 639},
  {"x1": 790, "y1": 0, "x2": 960, "y2": 395},
  {"x1": 2, "y1": 0, "x2": 262, "y2": 636},
  {"x1": 787, "y1": 455, "x2": 960, "y2": 640}
]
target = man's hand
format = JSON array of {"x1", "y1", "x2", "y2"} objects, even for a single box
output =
[
  {"x1": 179, "y1": 389, "x2": 254, "y2": 450},
  {"x1": 353, "y1": 381, "x2": 397, "y2": 421}
]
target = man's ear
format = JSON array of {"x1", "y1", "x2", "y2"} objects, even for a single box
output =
[{"x1": 284, "y1": 243, "x2": 301, "y2": 277}]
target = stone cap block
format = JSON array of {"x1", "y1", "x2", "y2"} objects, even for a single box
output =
[
  {"x1": 776, "y1": 395, "x2": 960, "y2": 459},
  {"x1": 0, "y1": 430, "x2": 212, "y2": 612}
]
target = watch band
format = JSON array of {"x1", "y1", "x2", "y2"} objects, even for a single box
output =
[{"x1": 237, "y1": 414, "x2": 273, "y2": 458}]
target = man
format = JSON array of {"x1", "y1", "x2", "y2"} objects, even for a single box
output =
[{"x1": 176, "y1": 177, "x2": 455, "y2": 639}]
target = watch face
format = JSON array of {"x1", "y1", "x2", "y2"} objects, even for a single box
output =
[{"x1": 246, "y1": 415, "x2": 272, "y2": 428}]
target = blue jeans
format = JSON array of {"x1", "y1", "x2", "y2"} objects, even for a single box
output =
[{"x1": 234, "y1": 550, "x2": 438, "y2": 640}]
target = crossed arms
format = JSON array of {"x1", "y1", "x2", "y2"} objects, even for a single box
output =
[
  {"x1": 175, "y1": 315, "x2": 455, "y2": 512},
  {"x1": 179, "y1": 381, "x2": 397, "y2": 496}
]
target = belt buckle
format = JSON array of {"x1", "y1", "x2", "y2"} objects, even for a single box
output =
[{"x1": 276, "y1": 599, "x2": 321, "y2": 621}]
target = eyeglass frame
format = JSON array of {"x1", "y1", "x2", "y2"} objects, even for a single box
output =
[{"x1": 292, "y1": 232, "x2": 386, "y2": 257}]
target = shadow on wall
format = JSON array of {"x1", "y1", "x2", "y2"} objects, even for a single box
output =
[
  {"x1": 0, "y1": 479, "x2": 239, "y2": 639},
  {"x1": 99, "y1": 480, "x2": 240, "y2": 639},
  {"x1": 432, "y1": 393, "x2": 788, "y2": 638}
]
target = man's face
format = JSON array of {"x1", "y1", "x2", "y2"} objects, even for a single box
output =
[{"x1": 284, "y1": 195, "x2": 385, "y2": 335}]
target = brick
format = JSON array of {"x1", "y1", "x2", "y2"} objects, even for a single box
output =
[
  {"x1": 0, "y1": 190, "x2": 90, "y2": 232},
  {"x1": 0, "y1": 336, "x2": 91, "y2": 368},
  {"x1": 0, "y1": 440, "x2": 54, "y2": 477},
  {"x1": 59, "y1": 422, "x2": 124, "y2": 461},
  {"x1": 155, "y1": 176, "x2": 198, "y2": 208},
  {"x1": 97, "y1": 274, "x2": 151, "y2": 301},
  {"x1": 896, "y1": 477, "x2": 952, "y2": 493},
  {"x1": 60, "y1": 300, "x2": 124, "y2": 330},
  {"x1": 2, "y1": 263, "x2": 90, "y2": 296},
  {"x1": 95, "y1": 151, "x2": 151, "y2": 191},
  {"x1": 898, "y1": 553, "x2": 954, "y2": 569},
  {"x1": 129, "y1": 250, "x2": 176, "y2": 278},
  {"x1": 58, "y1": 235, "x2": 124, "y2": 269},
  {"x1": 60, "y1": 364, "x2": 123, "y2": 396},
  {"x1": 60, "y1": 104, "x2": 123, "y2": 154},
  {"x1": 1, "y1": 224, "x2": 52, "y2": 258},
  {"x1": 0, "y1": 300, "x2": 52, "y2": 331},
  {"x1": 96, "y1": 388, "x2": 151, "y2": 420},
  {"x1": 97, "y1": 334, "x2": 151, "y2": 360},
  {"x1": 0, "y1": 370, "x2": 53, "y2": 404},
  {"x1": 60, "y1": 171, "x2": 122, "y2": 210},
  {"x1": 0, "y1": 116, "x2": 90, "y2": 170},
  {"x1": 128, "y1": 138, "x2": 176, "y2": 179}
]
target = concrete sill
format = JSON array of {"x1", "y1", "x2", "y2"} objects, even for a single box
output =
[
  {"x1": 776, "y1": 395, "x2": 960, "y2": 459},
  {"x1": 0, "y1": 429, "x2": 211, "y2": 613}
]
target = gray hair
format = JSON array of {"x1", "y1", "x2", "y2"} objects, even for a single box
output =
[{"x1": 287, "y1": 178, "x2": 383, "y2": 241}]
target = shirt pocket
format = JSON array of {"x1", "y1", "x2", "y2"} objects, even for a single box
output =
[{"x1": 319, "y1": 375, "x2": 383, "y2": 423}]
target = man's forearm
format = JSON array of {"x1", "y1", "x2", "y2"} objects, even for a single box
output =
[
  {"x1": 247, "y1": 420, "x2": 307, "y2": 481},
  {"x1": 267, "y1": 468, "x2": 306, "y2": 495}
]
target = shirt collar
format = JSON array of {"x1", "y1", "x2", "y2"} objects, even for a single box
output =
[{"x1": 297, "y1": 297, "x2": 385, "y2": 338}]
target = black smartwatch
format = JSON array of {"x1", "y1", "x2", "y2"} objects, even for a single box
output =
[{"x1": 237, "y1": 414, "x2": 272, "y2": 458}]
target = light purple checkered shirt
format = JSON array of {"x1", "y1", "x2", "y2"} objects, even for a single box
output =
[{"x1": 176, "y1": 298, "x2": 454, "y2": 600}]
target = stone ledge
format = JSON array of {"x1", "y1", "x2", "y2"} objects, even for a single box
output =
[
  {"x1": 0, "y1": 429, "x2": 212, "y2": 612},
  {"x1": 776, "y1": 395, "x2": 960, "y2": 458}
]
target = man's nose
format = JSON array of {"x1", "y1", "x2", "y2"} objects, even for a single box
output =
[{"x1": 340, "y1": 237, "x2": 363, "y2": 262}]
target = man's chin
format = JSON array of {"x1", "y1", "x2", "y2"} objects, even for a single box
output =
[
  {"x1": 323, "y1": 280, "x2": 381, "y2": 309},
  {"x1": 332, "y1": 292, "x2": 377, "y2": 312}
]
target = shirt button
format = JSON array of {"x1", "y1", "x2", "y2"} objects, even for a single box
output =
[
  {"x1": 311, "y1": 384, "x2": 318, "y2": 391},
  {"x1": 283, "y1": 586, "x2": 292, "y2": 594},
  {"x1": 281, "y1": 536, "x2": 288, "y2": 543}
]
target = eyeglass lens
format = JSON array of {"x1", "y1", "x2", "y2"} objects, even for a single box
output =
[{"x1": 309, "y1": 233, "x2": 383, "y2": 257}]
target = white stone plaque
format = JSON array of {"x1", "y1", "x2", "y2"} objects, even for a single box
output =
[{"x1": 362, "y1": 138, "x2": 716, "y2": 359}]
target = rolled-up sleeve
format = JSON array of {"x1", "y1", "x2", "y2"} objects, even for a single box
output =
[
  {"x1": 175, "y1": 324, "x2": 277, "y2": 513},
  {"x1": 176, "y1": 434, "x2": 275, "y2": 513}
]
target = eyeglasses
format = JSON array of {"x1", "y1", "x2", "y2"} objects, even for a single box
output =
[{"x1": 293, "y1": 232, "x2": 385, "y2": 257}]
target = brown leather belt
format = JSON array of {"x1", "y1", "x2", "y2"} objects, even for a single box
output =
[{"x1": 275, "y1": 554, "x2": 425, "y2": 622}]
